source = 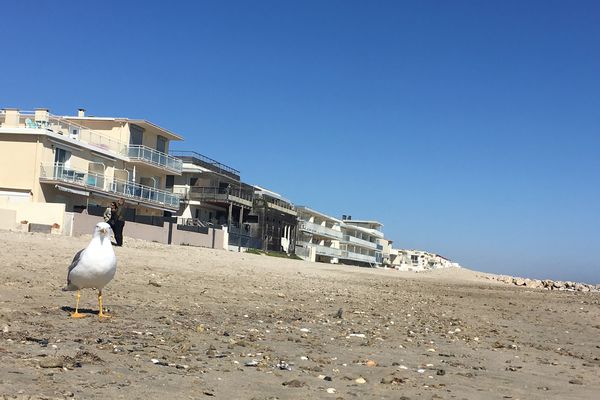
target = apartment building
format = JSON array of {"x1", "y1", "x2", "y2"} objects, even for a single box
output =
[
  {"x1": 339, "y1": 217, "x2": 384, "y2": 267},
  {"x1": 295, "y1": 206, "x2": 343, "y2": 263},
  {"x1": 169, "y1": 151, "x2": 256, "y2": 248},
  {"x1": 0, "y1": 108, "x2": 182, "y2": 220},
  {"x1": 390, "y1": 249, "x2": 461, "y2": 271},
  {"x1": 250, "y1": 187, "x2": 297, "y2": 253}
]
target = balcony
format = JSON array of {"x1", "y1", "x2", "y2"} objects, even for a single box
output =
[
  {"x1": 171, "y1": 150, "x2": 240, "y2": 180},
  {"x1": 40, "y1": 163, "x2": 180, "y2": 210},
  {"x1": 296, "y1": 241, "x2": 343, "y2": 258},
  {"x1": 340, "y1": 250, "x2": 377, "y2": 264},
  {"x1": 299, "y1": 221, "x2": 343, "y2": 240},
  {"x1": 343, "y1": 235, "x2": 378, "y2": 249},
  {"x1": 189, "y1": 186, "x2": 253, "y2": 208},
  {"x1": 127, "y1": 145, "x2": 183, "y2": 174}
]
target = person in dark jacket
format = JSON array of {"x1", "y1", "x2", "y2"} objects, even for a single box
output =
[{"x1": 112, "y1": 198, "x2": 127, "y2": 246}]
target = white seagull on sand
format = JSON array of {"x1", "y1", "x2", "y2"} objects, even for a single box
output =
[{"x1": 63, "y1": 221, "x2": 117, "y2": 319}]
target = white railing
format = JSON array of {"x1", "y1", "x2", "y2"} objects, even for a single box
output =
[
  {"x1": 299, "y1": 221, "x2": 343, "y2": 239},
  {"x1": 127, "y1": 145, "x2": 183, "y2": 174},
  {"x1": 7, "y1": 112, "x2": 181, "y2": 174},
  {"x1": 314, "y1": 244, "x2": 343, "y2": 257},
  {"x1": 341, "y1": 250, "x2": 377, "y2": 263},
  {"x1": 39, "y1": 163, "x2": 180, "y2": 209},
  {"x1": 343, "y1": 235, "x2": 378, "y2": 249}
]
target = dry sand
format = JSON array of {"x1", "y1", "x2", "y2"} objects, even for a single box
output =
[{"x1": 0, "y1": 230, "x2": 599, "y2": 399}]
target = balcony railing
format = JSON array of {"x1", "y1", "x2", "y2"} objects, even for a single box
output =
[
  {"x1": 127, "y1": 145, "x2": 183, "y2": 174},
  {"x1": 343, "y1": 235, "x2": 378, "y2": 249},
  {"x1": 170, "y1": 150, "x2": 240, "y2": 180},
  {"x1": 299, "y1": 221, "x2": 343, "y2": 240},
  {"x1": 4, "y1": 112, "x2": 182, "y2": 174},
  {"x1": 189, "y1": 186, "x2": 254, "y2": 206},
  {"x1": 296, "y1": 241, "x2": 343, "y2": 258},
  {"x1": 340, "y1": 250, "x2": 377, "y2": 263},
  {"x1": 40, "y1": 163, "x2": 180, "y2": 209}
]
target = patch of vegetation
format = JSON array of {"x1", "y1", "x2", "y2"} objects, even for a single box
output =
[{"x1": 245, "y1": 248, "x2": 263, "y2": 255}]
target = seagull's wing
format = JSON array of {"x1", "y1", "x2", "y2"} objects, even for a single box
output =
[{"x1": 65, "y1": 248, "x2": 85, "y2": 289}]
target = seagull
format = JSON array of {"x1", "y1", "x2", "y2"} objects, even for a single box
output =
[{"x1": 63, "y1": 221, "x2": 117, "y2": 319}]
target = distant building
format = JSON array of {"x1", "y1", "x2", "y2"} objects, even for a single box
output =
[
  {"x1": 295, "y1": 206, "x2": 344, "y2": 263},
  {"x1": 250, "y1": 186, "x2": 297, "y2": 253},
  {"x1": 390, "y1": 249, "x2": 461, "y2": 271},
  {"x1": 339, "y1": 217, "x2": 385, "y2": 267}
]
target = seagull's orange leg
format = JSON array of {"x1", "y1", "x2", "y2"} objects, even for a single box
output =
[
  {"x1": 98, "y1": 290, "x2": 111, "y2": 319},
  {"x1": 71, "y1": 290, "x2": 87, "y2": 318}
]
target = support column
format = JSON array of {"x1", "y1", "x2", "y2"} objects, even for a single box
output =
[{"x1": 237, "y1": 206, "x2": 243, "y2": 252}]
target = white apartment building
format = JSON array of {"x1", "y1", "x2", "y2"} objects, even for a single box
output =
[
  {"x1": 390, "y1": 249, "x2": 461, "y2": 271},
  {"x1": 295, "y1": 206, "x2": 344, "y2": 263}
]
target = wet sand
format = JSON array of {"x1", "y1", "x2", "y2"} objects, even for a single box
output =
[{"x1": 0, "y1": 231, "x2": 599, "y2": 399}]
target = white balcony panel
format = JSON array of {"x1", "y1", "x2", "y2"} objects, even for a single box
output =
[
  {"x1": 343, "y1": 235, "x2": 378, "y2": 249},
  {"x1": 299, "y1": 221, "x2": 343, "y2": 240}
]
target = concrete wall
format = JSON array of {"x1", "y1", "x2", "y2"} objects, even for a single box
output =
[
  {"x1": 71, "y1": 211, "x2": 225, "y2": 249},
  {"x1": 0, "y1": 208, "x2": 17, "y2": 230},
  {"x1": 0, "y1": 200, "x2": 66, "y2": 232}
]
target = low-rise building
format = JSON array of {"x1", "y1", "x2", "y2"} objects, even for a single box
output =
[
  {"x1": 390, "y1": 249, "x2": 461, "y2": 271},
  {"x1": 295, "y1": 206, "x2": 343, "y2": 263}
]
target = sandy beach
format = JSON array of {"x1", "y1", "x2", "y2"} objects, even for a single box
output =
[{"x1": 0, "y1": 230, "x2": 599, "y2": 400}]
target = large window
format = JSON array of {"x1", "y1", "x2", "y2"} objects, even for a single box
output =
[
  {"x1": 156, "y1": 135, "x2": 167, "y2": 153},
  {"x1": 130, "y1": 125, "x2": 144, "y2": 145},
  {"x1": 54, "y1": 148, "x2": 71, "y2": 166}
]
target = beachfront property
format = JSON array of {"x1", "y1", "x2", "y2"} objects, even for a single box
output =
[
  {"x1": 295, "y1": 206, "x2": 344, "y2": 263},
  {"x1": 0, "y1": 108, "x2": 182, "y2": 217},
  {"x1": 294, "y1": 208, "x2": 388, "y2": 268},
  {"x1": 249, "y1": 186, "x2": 297, "y2": 253},
  {"x1": 339, "y1": 217, "x2": 385, "y2": 267},
  {"x1": 168, "y1": 150, "x2": 257, "y2": 249},
  {"x1": 0, "y1": 108, "x2": 228, "y2": 249},
  {"x1": 390, "y1": 249, "x2": 461, "y2": 271}
]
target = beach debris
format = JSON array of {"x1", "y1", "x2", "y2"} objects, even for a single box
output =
[
  {"x1": 282, "y1": 379, "x2": 306, "y2": 388},
  {"x1": 276, "y1": 360, "x2": 292, "y2": 371},
  {"x1": 334, "y1": 308, "x2": 343, "y2": 319},
  {"x1": 355, "y1": 377, "x2": 367, "y2": 384},
  {"x1": 348, "y1": 333, "x2": 366, "y2": 338},
  {"x1": 326, "y1": 388, "x2": 336, "y2": 394},
  {"x1": 244, "y1": 360, "x2": 259, "y2": 367}
]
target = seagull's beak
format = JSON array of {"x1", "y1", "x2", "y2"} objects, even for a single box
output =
[{"x1": 100, "y1": 228, "x2": 107, "y2": 235}]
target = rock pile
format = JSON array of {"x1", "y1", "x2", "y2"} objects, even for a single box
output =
[{"x1": 484, "y1": 274, "x2": 600, "y2": 292}]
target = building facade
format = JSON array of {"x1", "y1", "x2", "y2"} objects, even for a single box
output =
[{"x1": 0, "y1": 108, "x2": 182, "y2": 221}]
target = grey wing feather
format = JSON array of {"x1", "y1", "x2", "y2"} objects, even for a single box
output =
[{"x1": 63, "y1": 248, "x2": 85, "y2": 290}]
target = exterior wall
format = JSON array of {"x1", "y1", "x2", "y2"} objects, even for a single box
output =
[
  {"x1": 0, "y1": 200, "x2": 65, "y2": 231},
  {"x1": 0, "y1": 208, "x2": 17, "y2": 230},
  {"x1": 0, "y1": 135, "x2": 41, "y2": 191},
  {"x1": 71, "y1": 211, "x2": 225, "y2": 248}
]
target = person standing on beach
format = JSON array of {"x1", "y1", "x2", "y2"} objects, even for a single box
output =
[
  {"x1": 113, "y1": 198, "x2": 127, "y2": 247},
  {"x1": 103, "y1": 203, "x2": 112, "y2": 223}
]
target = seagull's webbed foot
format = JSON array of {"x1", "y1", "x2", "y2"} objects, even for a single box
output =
[{"x1": 70, "y1": 290, "x2": 88, "y2": 318}]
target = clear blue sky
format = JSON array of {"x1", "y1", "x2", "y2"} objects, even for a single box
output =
[{"x1": 1, "y1": 1, "x2": 599, "y2": 283}]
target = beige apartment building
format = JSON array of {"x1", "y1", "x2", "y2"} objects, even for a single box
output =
[{"x1": 0, "y1": 108, "x2": 183, "y2": 228}]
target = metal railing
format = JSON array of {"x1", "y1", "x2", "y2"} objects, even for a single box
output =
[
  {"x1": 40, "y1": 163, "x2": 180, "y2": 209},
  {"x1": 299, "y1": 221, "x2": 343, "y2": 240},
  {"x1": 8, "y1": 111, "x2": 128, "y2": 155},
  {"x1": 170, "y1": 150, "x2": 240, "y2": 180},
  {"x1": 343, "y1": 235, "x2": 378, "y2": 249},
  {"x1": 128, "y1": 145, "x2": 183, "y2": 174},
  {"x1": 189, "y1": 186, "x2": 254, "y2": 203}
]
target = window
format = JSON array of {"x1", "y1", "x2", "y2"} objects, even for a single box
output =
[
  {"x1": 166, "y1": 175, "x2": 174, "y2": 189},
  {"x1": 156, "y1": 135, "x2": 167, "y2": 153},
  {"x1": 130, "y1": 125, "x2": 144, "y2": 145},
  {"x1": 54, "y1": 148, "x2": 71, "y2": 166}
]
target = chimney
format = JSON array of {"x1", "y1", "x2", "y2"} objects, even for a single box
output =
[
  {"x1": 342, "y1": 215, "x2": 346, "y2": 220},
  {"x1": 2, "y1": 108, "x2": 20, "y2": 127},
  {"x1": 78, "y1": 108, "x2": 85, "y2": 117},
  {"x1": 348, "y1": 215, "x2": 352, "y2": 220},
  {"x1": 34, "y1": 108, "x2": 49, "y2": 124}
]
